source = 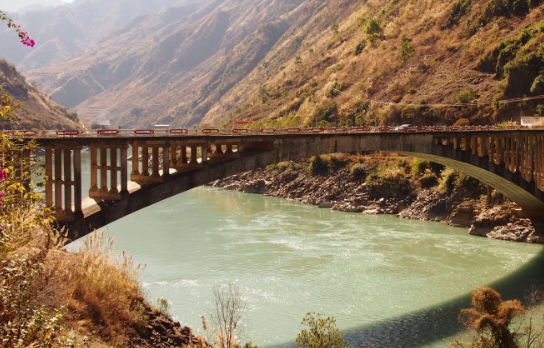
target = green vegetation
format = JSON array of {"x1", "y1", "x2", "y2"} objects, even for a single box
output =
[
  {"x1": 308, "y1": 155, "x2": 328, "y2": 176},
  {"x1": 443, "y1": 0, "x2": 473, "y2": 29},
  {"x1": 411, "y1": 158, "x2": 430, "y2": 177},
  {"x1": 350, "y1": 163, "x2": 367, "y2": 179},
  {"x1": 419, "y1": 173, "x2": 439, "y2": 188},
  {"x1": 365, "y1": 18, "x2": 382, "y2": 41},
  {"x1": 400, "y1": 34, "x2": 415, "y2": 63},
  {"x1": 295, "y1": 312, "x2": 350, "y2": 348},
  {"x1": 452, "y1": 90, "x2": 479, "y2": 104},
  {"x1": 258, "y1": 84, "x2": 270, "y2": 103},
  {"x1": 354, "y1": 40, "x2": 366, "y2": 55}
]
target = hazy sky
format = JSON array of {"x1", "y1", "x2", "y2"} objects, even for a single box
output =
[{"x1": 0, "y1": 0, "x2": 74, "y2": 13}]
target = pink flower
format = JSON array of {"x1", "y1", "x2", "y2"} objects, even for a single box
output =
[{"x1": 0, "y1": 168, "x2": 7, "y2": 180}]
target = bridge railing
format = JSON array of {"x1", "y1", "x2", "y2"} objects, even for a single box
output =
[{"x1": 6, "y1": 124, "x2": 542, "y2": 139}]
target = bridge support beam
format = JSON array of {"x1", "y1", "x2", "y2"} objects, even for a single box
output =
[{"x1": 44, "y1": 145, "x2": 83, "y2": 221}]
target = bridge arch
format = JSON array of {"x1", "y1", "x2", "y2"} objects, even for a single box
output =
[{"x1": 46, "y1": 131, "x2": 544, "y2": 240}]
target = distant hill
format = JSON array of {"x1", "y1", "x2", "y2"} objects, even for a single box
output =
[
  {"x1": 25, "y1": 0, "x2": 544, "y2": 129},
  {"x1": 0, "y1": 0, "x2": 200, "y2": 71},
  {"x1": 0, "y1": 59, "x2": 81, "y2": 129}
]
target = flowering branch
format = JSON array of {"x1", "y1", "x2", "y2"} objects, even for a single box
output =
[{"x1": 0, "y1": 10, "x2": 34, "y2": 47}]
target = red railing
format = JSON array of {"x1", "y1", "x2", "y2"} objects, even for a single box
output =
[
  {"x1": 169, "y1": 128, "x2": 189, "y2": 135},
  {"x1": 97, "y1": 129, "x2": 119, "y2": 136}
]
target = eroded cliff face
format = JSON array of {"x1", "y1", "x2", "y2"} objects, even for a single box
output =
[{"x1": 210, "y1": 161, "x2": 544, "y2": 244}]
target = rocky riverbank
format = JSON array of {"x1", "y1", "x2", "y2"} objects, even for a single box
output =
[{"x1": 210, "y1": 155, "x2": 544, "y2": 243}]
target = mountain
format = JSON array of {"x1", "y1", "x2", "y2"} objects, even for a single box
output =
[
  {"x1": 0, "y1": 0, "x2": 68, "y2": 14},
  {"x1": 0, "y1": 0, "x2": 200, "y2": 71},
  {"x1": 0, "y1": 59, "x2": 81, "y2": 129},
  {"x1": 26, "y1": 0, "x2": 544, "y2": 129}
]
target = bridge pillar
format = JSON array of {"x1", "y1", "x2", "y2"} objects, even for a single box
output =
[
  {"x1": 89, "y1": 146, "x2": 125, "y2": 201},
  {"x1": 142, "y1": 146, "x2": 150, "y2": 176},
  {"x1": 129, "y1": 143, "x2": 172, "y2": 184},
  {"x1": 44, "y1": 145, "x2": 83, "y2": 221},
  {"x1": 209, "y1": 142, "x2": 240, "y2": 161}
]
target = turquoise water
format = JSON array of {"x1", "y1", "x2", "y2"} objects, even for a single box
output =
[{"x1": 89, "y1": 186, "x2": 544, "y2": 348}]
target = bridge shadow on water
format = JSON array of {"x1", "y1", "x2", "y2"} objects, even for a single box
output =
[{"x1": 265, "y1": 247, "x2": 544, "y2": 348}]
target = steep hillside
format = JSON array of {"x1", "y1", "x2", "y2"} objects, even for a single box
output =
[
  {"x1": 0, "y1": 0, "x2": 200, "y2": 71},
  {"x1": 27, "y1": 0, "x2": 544, "y2": 128},
  {"x1": 0, "y1": 59, "x2": 81, "y2": 129}
]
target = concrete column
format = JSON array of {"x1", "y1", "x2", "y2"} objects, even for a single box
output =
[
  {"x1": 201, "y1": 145, "x2": 208, "y2": 163},
  {"x1": 121, "y1": 145, "x2": 129, "y2": 196},
  {"x1": 163, "y1": 145, "x2": 170, "y2": 177},
  {"x1": 110, "y1": 148, "x2": 118, "y2": 194},
  {"x1": 142, "y1": 146, "x2": 149, "y2": 176},
  {"x1": 45, "y1": 147, "x2": 53, "y2": 207},
  {"x1": 90, "y1": 145, "x2": 98, "y2": 193},
  {"x1": 170, "y1": 144, "x2": 177, "y2": 167},
  {"x1": 132, "y1": 145, "x2": 140, "y2": 175},
  {"x1": 527, "y1": 135, "x2": 535, "y2": 182},
  {"x1": 190, "y1": 146, "x2": 197, "y2": 164},
  {"x1": 73, "y1": 146, "x2": 82, "y2": 217},
  {"x1": 505, "y1": 136, "x2": 511, "y2": 170},
  {"x1": 497, "y1": 136, "x2": 503, "y2": 165},
  {"x1": 63, "y1": 148, "x2": 72, "y2": 213},
  {"x1": 226, "y1": 144, "x2": 234, "y2": 154},
  {"x1": 152, "y1": 146, "x2": 160, "y2": 177},
  {"x1": 54, "y1": 148, "x2": 62, "y2": 213},
  {"x1": 471, "y1": 136, "x2": 477, "y2": 156},
  {"x1": 488, "y1": 137, "x2": 494, "y2": 163},
  {"x1": 181, "y1": 146, "x2": 188, "y2": 164},
  {"x1": 100, "y1": 148, "x2": 108, "y2": 193}
]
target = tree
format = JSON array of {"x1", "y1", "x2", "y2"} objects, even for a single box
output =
[
  {"x1": 451, "y1": 287, "x2": 525, "y2": 348},
  {"x1": 209, "y1": 283, "x2": 246, "y2": 348},
  {"x1": 400, "y1": 34, "x2": 415, "y2": 63},
  {"x1": 258, "y1": 84, "x2": 269, "y2": 103},
  {"x1": 295, "y1": 312, "x2": 350, "y2": 348}
]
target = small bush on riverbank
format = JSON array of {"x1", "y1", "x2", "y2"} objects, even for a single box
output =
[
  {"x1": 308, "y1": 155, "x2": 328, "y2": 175},
  {"x1": 419, "y1": 173, "x2": 438, "y2": 188},
  {"x1": 451, "y1": 287, "x2": 544, "y2": 348},
  {"x1": 350, "y1": 163, "x2": 367, "y2": 179},
  {"x1": 411, "y1": 158, "x2": 430, "y2": 177},
  {"x1": 295, "y1": 312, "x2": 350, "y2": 348}
]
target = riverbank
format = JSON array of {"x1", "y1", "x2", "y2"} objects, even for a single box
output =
[{"x1": 210, "y1": 153, "x2": 544, "y2": 244}]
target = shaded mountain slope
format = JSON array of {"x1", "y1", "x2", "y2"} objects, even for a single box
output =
[
  {"x1": 0, "y1": 59, "x2": 81, "y2": 129},
  {"x1": 26, "y1": 0, "x2": 544, "y2": 128}
]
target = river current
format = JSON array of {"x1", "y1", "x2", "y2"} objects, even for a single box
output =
[{"x1": 88, "y1": 185, "x2": 544, "y2": 348}]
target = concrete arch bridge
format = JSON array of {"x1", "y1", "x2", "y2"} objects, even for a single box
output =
[{"x1": 32, "y1": 130, "x2": 544, "y2": 240}]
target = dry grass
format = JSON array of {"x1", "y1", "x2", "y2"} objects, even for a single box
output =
[
  {"x1": 56, "y1": 232, "x2": 148, "y2": 345},
  {"x1": 1, "y1": 204, "x2": 153, "y2": 347}
]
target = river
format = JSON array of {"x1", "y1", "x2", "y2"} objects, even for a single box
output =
[{"x1": 85, "y1": 185, "x2": 544, "y2": 348}]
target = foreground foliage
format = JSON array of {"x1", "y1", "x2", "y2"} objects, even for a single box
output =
[
  {"x1": 295, "y1": 312, "x2": 350, "y2": 348},
  {"x1": 452, "y1": 287, "x2": 544, "y2": 348}
]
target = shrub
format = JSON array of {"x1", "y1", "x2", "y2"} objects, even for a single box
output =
[
  {"x1": 328, "y1": 155, "x2": 347, "y2": 171},
  {"x1": 419, "y1": 173, "x2": 438, "y2": 188},
  {"x1": 438, "y1": 168, "x2": 457, "y2": 192},
  {"x1": 381, "y1": 167, "x2": 406, "y2": 184},
  {"x1": 308, "y1": 155, "x2": 328, "y2": 175},
  {"x1": 396, "y1": 158, "x2": 407, "y2": 168},
  {"x1": 400, "y1": 34, "x2": 415, "y2": 63},
  {"x1": 354, "y1": 40, "x2": 366, "y2": 55},
  {"x1": 295, "y1": 312, "x2": 350, "y2": 348},
  {"x1": 456, "y1": 172, "x2": 480, "y2": 189},
  {"x1": 350, "y1": 163, "x2": 367, "y2": 179},
  {"x1": 451, "y1": 89, "x2": 479, "y2": 104},
  {"x1": 451, "y1": 287, "x2": 525, "y2": 348},
  {"x1": 411, "y1": 159, "x2": 430, "y2": 177}
]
